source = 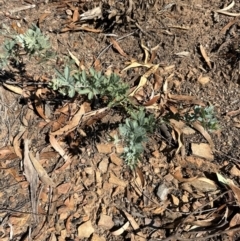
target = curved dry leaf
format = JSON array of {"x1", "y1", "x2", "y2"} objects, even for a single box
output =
[
  {"x1": 110, "y1": 37, "x2": 128, "y2": 57},
  {"x1": 121, "y1": 62, "x2": 153, "y2": 72},
  {"x1": 217, "y1": 173, "x2": 240, "y2": 204},
  {"x1": 174, "y1": 51, "x2": 190, "y2": 57},
  {"x1": 35, "y1": 89, "x2": 50, "y2": 122},
  {"x1": 216, "y1": 11, "x2": 240, "y2": 16},
  {"x1": 140, "y1": 40, "x2": 150, "y2": 64},
  {"x1": 143, "y1": 94, "x2": 160, "y2": 106},
  {"x1": 123, "y1": 210, "x2": 139, "y2": 230},
  {"x1": 29, "y1": 152, "x2": 56, "y2": 187},
  {"x1": 199, "y1": 44, "x2": 212, "y2": 69},
  {"x1": 189, "y1": 177, "x2": 218, "y2": 192},
  {"x1": 3, "y1": 83, "x2": 23, "y2": 95},
  {"x1": 49, "y1": 135, "x2": 65, "y2": 157},
  {"x1": 23, "y1": 139, "x2": 38, "y2": 221},
  {"x1": 172, "y1": 167, "x2": 198, "y2": 183},
  {"x1": 218, "y1": 0, "x2": 235, "y2": 11},
  {"x1": 192, "y1": 121, "x2": 215, "y2": 149},
  {"x1": 129, "y1": 64, "x2": 159, "y2": 96},
  {"x1": 13, "y1": 127, "x2": 26, "y2": 159},
  {"x1": 134, "y1": 166, "x2": 145, "y2": 188},
  {"x1": 111, "y1": 221, "x2": 129, "y2": 236},
  {"x1": 68, "y1": 49, "x2": 80, "y2": 67},
  {"x1": 51, "y1": 104, "x2": 85, "y2": 135},
  {"x1": 230, "y1": 213, "x2": 240, "y2": 227},
  {"x1": 123, "y1": 210, "x2": 146, "y2": 241},
  {"x1": 171, "y1": 122, "x2": 183, "y2": 155},
  {"x1": 73, "y1": 7, "x2": 79, "y2": 22}
]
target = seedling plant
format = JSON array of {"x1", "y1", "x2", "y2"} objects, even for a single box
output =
[{"x1": 0, "y1": 25, "x2": 219, "y2": 169}]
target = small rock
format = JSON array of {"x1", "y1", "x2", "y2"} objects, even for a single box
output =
[
  {"x1": 98, "y1": 214, "x2": 114, "y2": 229},
  {"x1": 156, "y1": 183, "x2": 169, "y2": 201},
  {"x1": 77, "y1": 220, "x2": 94, "y2": 238}
]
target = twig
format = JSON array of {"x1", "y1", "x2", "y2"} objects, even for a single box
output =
[
  {"x1": 135, "y1": 22, "x2": 156, "y2": 41},
  {"x1": 95, "y1": 32, "x2": 135, "y2": 61},
  {"x1": 7, "y1": 4, "x2": 36, "y2": 15}
]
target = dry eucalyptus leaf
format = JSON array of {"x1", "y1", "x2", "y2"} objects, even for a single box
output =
[
  {"x1": 77, "y1": 220, "x2": 94, "y2": 238},
  {"x1": 23, "y1": 139, "x2": 38, "y2": 221},
  {"x1": 191, "y1": 143, "x2": 214, "y2": 161},
  {"x1": 111, "y1": 221, "x2": 129, "y2": 236}
]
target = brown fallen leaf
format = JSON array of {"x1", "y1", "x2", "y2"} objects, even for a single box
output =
[
  {"x1": 192, "y1": 121, "x2": 215, "y2": 149},
  {"x1": 123, "y1": 210, "x2": 146, "y2": 241},
  {"x1": 172, "y1": 167, "x2": 198, "y2": 183},
  {"x1": 111, "y1": 221, "x2": 129, "y2": 236},
  {"x1": 129, "y1": 64, "x2": 159, "y2": 97},
  {"x1": 109, "y1": 37, "x2": 128, "y2": 57},
  {"x1": 199, "y1": 44, "x2": 212, "y2": 69},
  {"x1": 29, "y1": 152, "x2": 56, "y2": 187},
  {"x1": 217, "y1": 173, "x2": 240, "y2": 204},
  {"x1": 49, "y1": 135, "x2": 72, "y2": 172},
  {"x1": 72, "y1": 7, "x2": 79, "y2": 22},
  {"x1": 23, "y1": 139, "x2": 38, "y2": 222},
  {"x1": 50, "y1": 104, "x2": 85, "y2": 135},
  {"x1": 109, "y1": 172, "x2": 127, "y2": 187},
  {"x1": 191, "y1": 143, "x2": 214, "y2": 161},
  {"x1": 3, "y1": 83, "x2": 23, "y2": 95},
  {"x1": 77, "y1": 220, "x2": 95, "y2": 238}
]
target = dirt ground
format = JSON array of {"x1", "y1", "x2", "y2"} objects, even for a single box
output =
[{"x1": 0, "y1": 0, "x2": 240, "y2": 240}]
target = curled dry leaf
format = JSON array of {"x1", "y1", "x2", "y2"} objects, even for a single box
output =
[
  {"x1": 111, "y1": 221, "x2": 129, "y2": 236},
  {"x1": 140, "y1": 40, "x2": 150, "y2": 64},
  {"x1": 226, "y1": 108, "x2": 240, "y2": 117},
  {"x1": 129, "y1": 64, "x2": 159, "y2": 96},
  {"x1": 216, "y1": 1, "x2": 240, "y2": 16},
  {"x1": 174, "y1": 51, "x2": 190, "y2": 57},
  {"x1": 192, "y1": 121, "x2": 215, "y2": 149},
  {"x1": 172, "y1": 167, "x2": 198, "y2": 183},
  {"x1": 143, "y1": 94, "x2": 160, "y2": 106},
  {"x1": 199, "y1": 44, "x2": 212, "y2": 69},
  {"x1": 217, "y1": 173, "x2": 240, "y2": 205},
  {"x1": 68, "y1": 49, "x2": 80, "y2": 67},
  {"x1": 121, "y1": 62, "x2": 153, "y2": 72},
  {"x1": 13, "y1": 127, "x2": 26, "y2": 159},
  {"x1": 35, "y1": 89, "x2": 50, "y2": 122},
  {"x1": 171, "y1": 122, "x2": 183, "y2": 155}
]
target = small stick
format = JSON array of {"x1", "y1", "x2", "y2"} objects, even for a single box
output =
[
  {"x1": 95, "y1": 32, "x2": 135, "y2": 61},
  {"x1": 6, "y1": 4, "x2": 36, "y2": 15}
]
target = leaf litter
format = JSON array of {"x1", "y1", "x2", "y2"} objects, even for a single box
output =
[{"x1": 0, "y1": 0, "x2": 240, "y2": 241}]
